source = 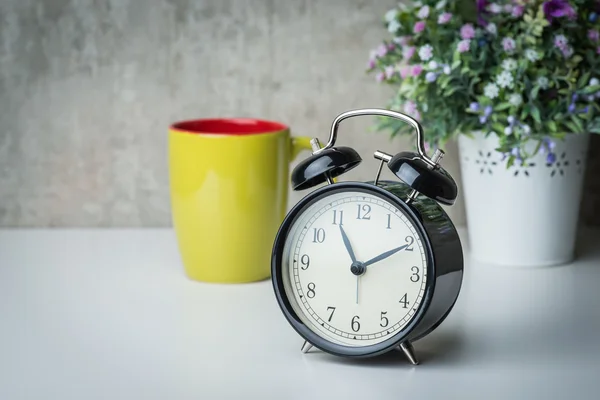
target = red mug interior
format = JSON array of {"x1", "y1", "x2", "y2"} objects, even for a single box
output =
[{"x1": 171, "y1": 118, "x2": 288, "y2": 135}]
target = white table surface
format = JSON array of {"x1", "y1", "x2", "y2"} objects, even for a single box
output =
[{"x1": 1, "y1": 228, "x2": 599, "y2": 400}]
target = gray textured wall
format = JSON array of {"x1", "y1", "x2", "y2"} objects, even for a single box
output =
[{"x1": 0, "y1": 0, "x2": 597, "y2": 227}]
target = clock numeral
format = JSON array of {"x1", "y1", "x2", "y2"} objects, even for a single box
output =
[
  {"x1": 386, "y1": 214, "x2": 392, "y2": 229},
  {"x1": 300, "y1": 254, "x2": 310, "y2": 270},
  {"x1": 326, "y1": 306, "x2": 336, "y2": 322},
  {"x1": 332, "y1": 210, "x2": 344, "y2": 226},
  {"x1": 306, "y1": 282, "x2": 316, "y2": 298},
  {"x1": 351, "y1": 315, "x2": 361, "y2": 332},
  {"x1": 312, "y1": 228, "x2": 325, "y2": 243},
  {"x1": 410, "y1": 266, "x2": 420, "y2": 282},
  {"x1": 380, "y1": 311, "x2": 389, "y2": 327},
  {"x1": 356, "y1": 204, "x2": 371, "y2": 220},
  {"x1": 399, "y1": 293, "x2": 410, "y2": 308},
  {"x1": 405, "y1": 235, "x2": 415, "y2": 251}
]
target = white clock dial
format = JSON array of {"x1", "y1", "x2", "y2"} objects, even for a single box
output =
[{"x1": 282, "y1": 190, "x2": 427, "y2": 347}]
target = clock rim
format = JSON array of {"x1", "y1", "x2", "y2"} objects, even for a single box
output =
[{"x1": 271, "y1": 181, "x2": 436, "y2": 358}]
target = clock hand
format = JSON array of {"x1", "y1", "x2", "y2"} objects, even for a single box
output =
[
  {"x1": 339, "y1": 225, "x2": 357, "y2": 263},
  {"x1": 362, "y1": 244, "x2": 409, "y2": 267}
]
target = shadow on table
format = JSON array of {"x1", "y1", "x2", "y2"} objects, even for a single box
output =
[{"x1": 316, "y1": 329, "x2": 466, "y2": 368}]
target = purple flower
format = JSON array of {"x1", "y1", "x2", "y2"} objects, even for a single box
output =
[
  {"x1": 412, "y1": 64, "x2": 423, "y2": 76},
  {"x1": 512, "y1": 5, "x2": 524, "y2": 17},
  {"x1": 460, "y1": 24, "x2": 476, "y2": 40},
  {"x1": 376, "y1": 71, "x2": 385, "y2": 82},
  {"x1": 403, "y1": 46, "x2": 416, "y2": 60},
  {"x1": 470, "y1": 102, "x2": 480, "y2": 111},
  {"x1": 543, "y1": 0, "x2": 576, "y2": 22},
  {"x1": 376, "y1": 44, "x2": 388, "y2": 57},
  {"x1": 511, "y1": 147, "x2": 520, "y2": 157},
  {"x1": 484, "y1": 105, "x2": 493, "y2": 116},
  {"x1": 568, "y1": 102, "x2": 576, "y2": 112},
  {"x1": 476, "y1": 0, "x2": 489, "y2": 25},
  {"x1": 438, "y1": 12, "x2": 452, "y2": 24},
  {"x1": 426, "y1": 71, "x2": 437, "y2": 82},
  {"x1": 546, "y1": 152, "x2": 556, "y2": 164},
  {"x1": 393, "y1": 36, "x2": 412, "y2": 45},
  {"x1": 479, "y1": 115, "x2": 487, "y2": 124},
  {"x1": 457, "y1": 39, "x2": 471, "y2": 53},
  {"x1": 399, "y1": 66, "x2": 410, "y2": 79},
  {"x1": 367, "y1": 59, "x2": 375, "y2": 69},
  {"x1": 502, "y1": 37, "x2": 516, "y2": 53},
  {"x1": 589, "y1": 30, "x2": 600, "y2": 42},
  {"x1": 414, "y1": 21, "x2": 426, "y2": 33}
]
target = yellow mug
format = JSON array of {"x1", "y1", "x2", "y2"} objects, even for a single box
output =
[{"x1": 169, "y1": 118, "x2": 312, "y2": 283}]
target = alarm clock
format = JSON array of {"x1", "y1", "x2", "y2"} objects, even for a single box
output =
[{"x1": 270, "y1": 108, "x2": 464, "y2": 365}]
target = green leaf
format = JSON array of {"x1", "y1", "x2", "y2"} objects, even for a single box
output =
[
  {"x1": 495, "y1": 102, "x2": 512, "y2": 111},
  {"x1": 548, "y1": 121, "x2": 558, "y2": 133},
  {"x1": 531, "y1": 86, "x2": 540, "y2": 100},
  {"x1": 451, "y1": 59, "x2": 461, "y2": 70},
  {"x1": 492, "y1": 122, "x2": 504, "y2": 134},
  {"x1": 581, "y1": 85, "x2": 600, "y2": 94},
  {"x1": 570, "y1": 115, "x2": 584, "y2": 133},
  {"x1": 577, "y1": 72, "x2": 591, "y2": 89},
  {"x1": 564, "y1": 120, "x2": 579, "y2": 134},
  {"x1": 506, "y1": 156, "x2": 515, "y2": 169},
  {"x1": 531, "y1": 106, "x2": 541, "y2": 124}
]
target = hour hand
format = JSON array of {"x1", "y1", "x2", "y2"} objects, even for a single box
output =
[
  {"x1": 339, "y1": 225, "x2": 357, "y2": 263},
  {"x1": 363, "y1": 244, "x2": 409, "y2": 267}
]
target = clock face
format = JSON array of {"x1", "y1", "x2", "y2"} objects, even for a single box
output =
[{"x1": 281, "y1": 189, "x2": 428, "y2": 347}]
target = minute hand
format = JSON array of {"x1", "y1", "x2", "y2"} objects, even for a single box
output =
[{"x1": 362, "y1": 244, "x2": 409, "y2": 267}]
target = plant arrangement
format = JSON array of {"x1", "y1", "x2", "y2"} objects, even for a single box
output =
[{"x1": 367, "y1": 0, "x2": 600, "y2": 166}]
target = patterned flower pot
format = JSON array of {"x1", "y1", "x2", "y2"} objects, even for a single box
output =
[{"x1": 458, "y1": 132, "x2": 590, "y2": 267}]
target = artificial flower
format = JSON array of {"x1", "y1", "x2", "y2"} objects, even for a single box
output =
[
  {"x1": 460, "y1": 24, "x2": 476, "y2": 40},
  {"x1": 496, "y1": 70, "x2": 514, "y2": 88},
  {"x1": 543, "y1": 0, "x2": 576, "y2": 22},
  {"x1": 438, "y1": 12, "x2": 452, "y2": 24},
  {"x1": 419, "y1": 44, "x2": 434, "y2": 60},
  {"x1": 484, "y1": 83, "x2": 499, "y2": 99},
  {"x1": 457, "y1": 39, "x2": 471, "y2": 53},
  {"x1": 414, "y1": 21, "x2": 426, "y2": 33}
]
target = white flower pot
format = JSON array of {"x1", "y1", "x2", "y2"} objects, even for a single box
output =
[{"x1": 458, "y1": 132, "x2": 590, "y2": 267}]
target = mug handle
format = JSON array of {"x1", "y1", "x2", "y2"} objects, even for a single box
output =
[{"x1": 290, "y1": 136, "x2": 313, "y2": 161}]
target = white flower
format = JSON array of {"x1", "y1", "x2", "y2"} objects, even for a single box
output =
[
  {"x1": 428, "y1": 60, "x2": 438, "y2": 69},
  {"x1": 486, "y1": 23, "x2": 497, "y2": 35},
  {"x1": 443, "y1": 64, "x2": 451, "y2": 74},
  {"x1": 435, "y1": 0, "x2": 447, "y2": 10},
  {"x1": 388, "y1": 19, "x2": 401, "y2": 33},
  {"x1": 489, "y1": 3, "x2": 502, "y2": 13},
  {"x1": 502, "y1": 59, "x2": 517, "y2": 71},
  {"x1": 554, "y1": 34, "x2": 568, "y2": 48},
  {"x1": 496, "y1": 70, "x2": 514, "y2": 89},
  {"x1": 522, "y1": 124, "x2": 531, "y2": 134},
  {"x1": 525, "y1": 49, "x2": 540, "y2": 62},
  {"x1": 591, "y1": 77, "x2": 599, "y2": 86},
  {"x1": 509, "y1": 93, "x2": 523, "y2": 106},
  {"x1": 504, "y1": 126, "x2": 513, "y2": 135},
  {"x1": 417, "y1": 5, "x2": 430, "y2": 19},
  {"x1": 385, "y1": 9, "x2": 398, "y2": 22},
  {"x1": 484, "y1": 83, "x2": 499, "y2": 99},
  {"x1": 419, "y1": 44, "x2": 434, "y2": 61},
  {"x1": 537, "y1": 76, "x2": 549, "y2": 89}
]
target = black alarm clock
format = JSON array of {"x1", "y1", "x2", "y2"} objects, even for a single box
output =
[{"x1": 270, "y1": 108, "x2": 464, "y2": 365}]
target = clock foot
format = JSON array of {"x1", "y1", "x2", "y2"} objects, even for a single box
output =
[
  {"x1": 301, "y1": 341, "x2": 313, "y2": 354},
  {"x1": 399, "y1": 341, "x2": 419, "y2": 365}
]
